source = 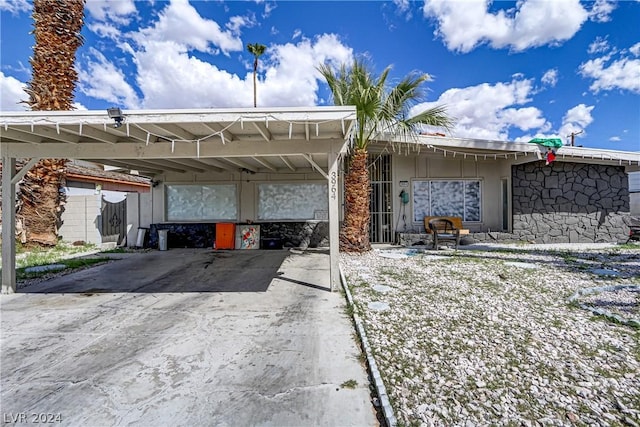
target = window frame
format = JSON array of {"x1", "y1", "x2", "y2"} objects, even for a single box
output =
[
  {"x1": 257, "y1": 181, "x2": 328, "y2": 221},
  {"x1": 411, "y1": 179, "x2": 482, "y2": 223},
  {"x1": 164, "y1": 183, "x2": 238, "y2": 222}
]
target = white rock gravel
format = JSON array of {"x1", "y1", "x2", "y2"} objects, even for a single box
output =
[{"x1": 341, "y1": 244, "x2": 640, "y2": 426}]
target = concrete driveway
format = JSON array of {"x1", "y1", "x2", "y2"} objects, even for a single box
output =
[{"x1": 0, "y1": 249, "x2": 377, "y2": 426}]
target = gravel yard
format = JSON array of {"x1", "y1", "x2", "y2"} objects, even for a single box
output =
[{"x1": 340, "y1": 244, "x2": 640, "y2": 426}]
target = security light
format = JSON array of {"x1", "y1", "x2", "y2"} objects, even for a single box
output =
[{"x1": 107, "y1": 107, "x2": 124, "y2": 128}]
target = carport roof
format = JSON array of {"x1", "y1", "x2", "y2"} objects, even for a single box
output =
[
  {"x1": 1, "y1": 106, "x2": 355, "y2": 294},
  {"x1": 0, "y1": 106, "x2": 357, "y2": 175}
]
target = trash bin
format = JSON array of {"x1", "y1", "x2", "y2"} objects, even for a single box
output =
[
  {"x1": 135, "y1": 227, "x2": 149, "y2": 248},
  {"x1": 158, "y1": 229, "x2": 169, "y2": 251}
]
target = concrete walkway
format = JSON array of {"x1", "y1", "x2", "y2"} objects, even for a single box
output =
[{"x1": 1, "y1": 249, "x2": 377, "y2": 426}]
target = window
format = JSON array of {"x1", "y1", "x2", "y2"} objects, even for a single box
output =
[
  {"x1": 412, "y1": 180, "x2": 481, "y2": 222},
  {"x1": 258, "y1": 183, "x2": 327, "y2": 220},
  {"x1": 165, "y1": 184, "x2": 237, "y2": 221}
]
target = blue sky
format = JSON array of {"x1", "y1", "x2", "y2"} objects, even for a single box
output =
[{"x1": 1, "y1": 0, "x2": 639, "y2": 152}]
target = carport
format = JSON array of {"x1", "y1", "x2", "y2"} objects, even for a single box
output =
[{"x1": 1, "y1": 106, "x2": 356, "y2": 293}]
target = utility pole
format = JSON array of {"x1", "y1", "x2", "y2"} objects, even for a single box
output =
[{"x1": 568, "y1": 130, "x2": 583, "y2": 146}]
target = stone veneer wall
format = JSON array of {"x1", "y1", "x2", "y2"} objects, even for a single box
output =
[
  {"x1": 147, "y1": 221, "x2": 328, "y2": 249},
  {"x1": 510, "y1": 162, "x2": 631, "y2": 243}
]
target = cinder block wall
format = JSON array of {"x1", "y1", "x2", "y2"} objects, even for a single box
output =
[
  {"x1": 512, "y1": 162, "x2": 631, "y2": 243},
  {"x1": 59, "y1": 195, "x2": 101, "y2": 244}
]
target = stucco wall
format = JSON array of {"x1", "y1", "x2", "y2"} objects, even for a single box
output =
[
  {"x1": 151, "y1": 169, "x2": 326, "y2": 224},
  {"x1": 512, "y1": 162, "x2": 630, "y2": 243},
  {"x1": 393, "y1": 154, "x2": 510, "y2": 233}
]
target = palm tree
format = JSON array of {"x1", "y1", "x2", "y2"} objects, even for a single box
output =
[
  {"x1": 16, "y1": 0, "x2": 85, "y2": 246},
  {"x1": 247, "y1": 43, "x2": 266, "y2": 107},
  {"x1": 318, "y1": 58, "x2": 453, "y2": 252}
]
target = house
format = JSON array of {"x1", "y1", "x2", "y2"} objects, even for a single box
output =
[
  {"x1": 0, "y1": 160, "x2": 150, "y2": 247},
  {"x1": 60, "y1": 161, "x2": 151, "y2": 246},
  {"x1": 1, "y1": 107, "x2": 639, "y2": 294},
  {"x1": 366, "y1": 136, "x2": 639, "y2": 245}
]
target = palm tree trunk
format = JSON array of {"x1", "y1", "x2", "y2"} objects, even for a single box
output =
[
  {"x1": 16, "y1": 0, "x2": 85, "y2": 246},
  {"x1": 339, "y1": 148, "x2": 371, "y2": 252},
  {"x1": 15, "y1": 159, "x2": 67, "y2": 246},
  {"x1": 253, "y1": 59, "x2": 258, "y2": 107}
]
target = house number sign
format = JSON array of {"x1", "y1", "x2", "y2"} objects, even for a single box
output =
[{"x1": 330, "y1": 171, "x2": 338, "y2": 200}]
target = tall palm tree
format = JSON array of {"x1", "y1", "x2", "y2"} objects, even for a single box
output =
[
  {"x1": 318, "y1": 58, "x2": 453, "y2": 252},
  {"x1": 16, "y1": 0, "x2": 85, "y2": 246},
  {"x1": 247, "y1": 43, "x2": 266, "y2": 107}
]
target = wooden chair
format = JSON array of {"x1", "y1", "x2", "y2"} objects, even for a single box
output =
[{"x1": 428, "y1": 218, "x2": 461, "y2": 250}]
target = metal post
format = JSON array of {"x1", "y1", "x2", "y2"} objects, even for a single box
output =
[
  {"x1": 2, "y1": 156, "x2": 17, "y2": 293},
  {"x1": 328, "y1": 150, "x2": 340, "y2": 292}
]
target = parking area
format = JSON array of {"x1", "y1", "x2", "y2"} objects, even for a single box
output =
[{"x1": 0, "y1": 249, "x2": 377, "y2": 426}]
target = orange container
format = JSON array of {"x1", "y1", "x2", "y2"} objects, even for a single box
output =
[{"x1": 215, "y1": 223, "x2": 236, "y2": 249}]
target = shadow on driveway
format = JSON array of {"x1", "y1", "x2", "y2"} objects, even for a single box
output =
[{"x1": 20, "y1": 249, "x2": 298, "y2": 293}]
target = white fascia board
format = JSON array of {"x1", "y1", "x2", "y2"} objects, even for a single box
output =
[
  {"x1": 0, "y1": 106, "x2": 357, "y2": 126},
  {"x1": 416, "y1": 135, "x2": 538, "y2": 152},
  {"x1": 413, "y1": 135, "x2": 640, "y2": 164}
]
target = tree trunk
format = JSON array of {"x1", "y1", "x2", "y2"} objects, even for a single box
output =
[
  {"x1": 15, "y1": 159, "x2": 67, "y2": 246},
  {"x1": 340, "y1": 147, "x2": 371, "y2": 252},
  {"x1": 16, "y1": 0, "x2": 85, "y2": 246}
]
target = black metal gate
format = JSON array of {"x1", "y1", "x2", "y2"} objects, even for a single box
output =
[
  {"x1": 369, "y1": 154, "x2": 393, "y2": 243},
  {"x1": 101, "y1": 196, "x2": 127, "y2": 245}
]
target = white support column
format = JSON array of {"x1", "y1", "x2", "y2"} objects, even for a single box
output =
[
  {"x1": 2, "y1": 156, "x2": 17, "y2": 293},
  {"x1": 328, "y1": 149, "x2": 340, "y2": 292}
]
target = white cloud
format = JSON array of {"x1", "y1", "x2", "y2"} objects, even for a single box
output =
[
  {"x1": 588, "y1": 0, "x2": 616, "y2": 22},
  {"x1": 259, "y1": 34, "x2": 353, "y2": 107},
  {"x1": 77, "y1": 0, "x2": 353, "y2": 110},
  {"x1": 588, "y1": 36, "x2": 611, "y2": 54},
  {"x1": 87, "y1": 22, "x2": 122, "y2": 41},
  {"x1": 131, "y1": 40, "x2": 249, "y2": 109},
  {"x1": 422, "y1": 0, "x2": 588, "y2": 53},
  {"x1": 85, "y1": 0, "x2": 137, "y2": 25},
  {"x1": 630, "y1": 43, "x2": 640, "y2": 57},
  {"x1": 411, "y1": 78, "x2": 549, "y2": 141},
  {"x1": 541, "y1": 69, "x2": 558, "y2": 87},
  {"x1": 226, "y1": 14, "x2": 257, "y2": 34},
  {"x1": 130, "y1": 33, "x2": 352, "y2": 109},
  {"x1": 77, "y1": 48, "x2": 141, "y2": 108},
  {"x1": 558, "y1": 104, "x2": 594, "y2": 141},
  {"x1": 609, "y1": 136, "x2": 621, "y2": 142},
  {"x1": 134, "y1": 0, "x2": 243, "y2": 55},
  {"x1": 579, "y1": 48, "x2": 640, "y2": 94},
  {"x1": 393, "y1": 0, "x2": 411, "y2": 14},
  {"x1": 0, "y1": 72, "x2": 28, "y2": 111},
  {"x1": 0, "y1": 0, "x2": 29, "y2": 15}
]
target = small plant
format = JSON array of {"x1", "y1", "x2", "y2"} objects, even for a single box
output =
[
  {"x1": 100, "y1": 247, "x2": 127, "y2": 254},
  {"x1": 340, "y1": 379, "x2": 358, "y2": 389}
]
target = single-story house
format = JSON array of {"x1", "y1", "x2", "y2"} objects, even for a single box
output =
[
  {"x1": 368, "y1": 136, "x2": 640, "y2": 245},
  {"x1": 1, "y1": 107, "x2": 639, "y2": 294},
  {"x1": 60, "y1": 161, "x2": 151, "y2": 246},
  {"x1": 0, "y1": 160, "x2": 150, "y2": 247}
]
